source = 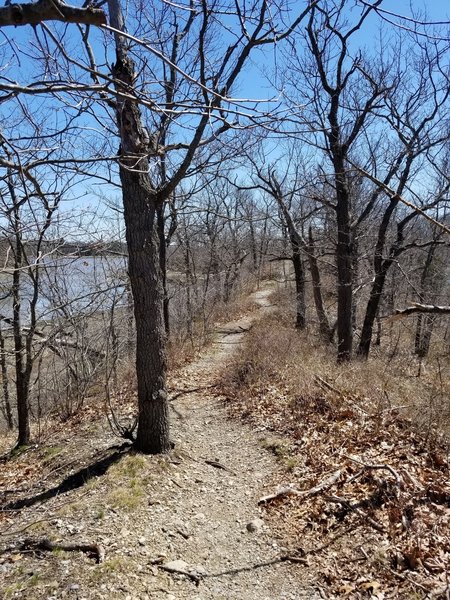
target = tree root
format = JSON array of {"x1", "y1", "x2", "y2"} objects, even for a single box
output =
[{"x1": 21, "y1": 537, "x2": 105, "y2": 563}]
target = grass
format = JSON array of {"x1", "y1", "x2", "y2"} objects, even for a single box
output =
[
  {"x1": 107, "y1": 483, "x2": 145, "y2": 511},
  {"x1": 91, "y1": 556, "x2": 134, "y2": 582},
  {"x1": 220, "y1": 289, "x2": 450, "y2": 598},
  {"x1": 222, "y1": 303, "x2": 450, "y2": 442},
  {"x1": 104, "y1": 454, "x2": 149, "y2": 511}
]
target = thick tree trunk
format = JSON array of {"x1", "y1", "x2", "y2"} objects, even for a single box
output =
[
  {"x1": 307, "y1": 227, "x2": 332, "y2": 341},
  {"x1": 334, "y1": 161, "x2": 353, "y2": 362},
  {"x1": 109, "y1": 0, "x2": 170, "y2": 453},
  {"x1": 120, "y1": 166, "x2": 170, "y2": 454}
]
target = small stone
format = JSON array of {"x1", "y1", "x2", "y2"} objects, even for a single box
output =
[
  {"x1": 138, "y1": 537, "x2": 146, "y2": 546},
  {"x1": 193, "y1": 565, "x2": 207, "y2": 576},
  {"x1": 246, "y1": 518, "x2": 264, "y2": 532},
  {"x1": 69, "y1": 584, "x2": 80, "y2": 591},
  {"x1": 164, "y1": 559, "x2": 189, "y2": 572}
]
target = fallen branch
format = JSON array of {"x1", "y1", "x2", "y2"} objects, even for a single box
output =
[
  {"x1": 158, "y1": 564, "x2": 202, "y2": 585},
  {"x1": 204, "y1": 459, "x2": 236, "y2": 475},
  {"x1": 343, "y1": 456, "x2": 403, "y2": 487},
  {"x1": 149, "y1": 558, "x2": 203, "y2": 585},
  {"x1": 258, "y1": 469, "x2": 341, "y2": 505},
  {"x1": 325, "y1": 495, "x2": 385, "y2": 533},
  {"x1": 390, "y1": 303, "x2": 450, "y2": 320},
  {"x1": 21, "y1": 537, "x2": 105, "y2": 563},
  {"x1": 169, "y1": 385, "x2": 217, "y2": 402}
]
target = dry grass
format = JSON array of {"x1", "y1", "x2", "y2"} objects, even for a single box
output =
[
  {"x1": 229, "y1": 283, "x2": 450, "y2": 441},
  {"x1": 220, "y1": 296, "x2": 450, "y2": 598}
]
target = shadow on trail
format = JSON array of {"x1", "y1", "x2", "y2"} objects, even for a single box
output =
[{"x1": 2, "y1": 443, "x2": 131, "y2": 511}]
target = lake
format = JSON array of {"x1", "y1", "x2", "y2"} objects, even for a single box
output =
[{"x1": 0, "y1": 255, "x2": 129, "y2": 324}]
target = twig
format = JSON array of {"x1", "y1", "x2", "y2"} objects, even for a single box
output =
[
  {"x1": 325, "y1": 495, "x2": 385, "y2": 533},
  {"x1": 343, "y1": 455, "x2": 403, "y2": 487},
  {"x1": 154, "y1": 563, "x2": 202, "y2": 585},
  {"x1": 204, "y1": 459, "x2": 236, "y2": 475},
  {"x1": 258, "y1": 469, "x2": 341, "y2": 505}
]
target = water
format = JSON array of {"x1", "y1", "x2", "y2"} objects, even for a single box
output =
[{"x1": 0, "y1": 255, "x2": 128, "y2": 324}]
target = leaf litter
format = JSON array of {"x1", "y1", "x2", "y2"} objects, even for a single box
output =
[{"x1": 220, "y1": 318, "x2": 450, "y2": 599}]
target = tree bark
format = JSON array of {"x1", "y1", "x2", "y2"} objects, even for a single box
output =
[
  {"x1": 307, "y1": 227, "x2": 332, "y2": 341},
  {"x1": 357, "y1": 265, "x2": 390, "y2": 358},
  {"x1": 157, "y1": 205, "x2": 170, "y2": 335},
  {"x1": 334, "y1": 154, "x2": 353, "y2": 361},
  {"x1": 109, "y1": 0, "x2": 170, "y2": 453},
  {"x1": 119, "y1": 166, "x2": 170, "y2": 454},
  {"x1": 292, "y1": 242, "x2": 306, "y2": 329},
  {"x1": 0, "y1": 0, "x2": 106, "y2": 27}
]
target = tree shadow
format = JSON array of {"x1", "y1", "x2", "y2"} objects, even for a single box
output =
[{"x1": 3, "y1": 443, "x2": 131, "y2": 511}]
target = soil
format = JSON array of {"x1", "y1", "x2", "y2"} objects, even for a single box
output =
[{"x1": 0, "y1": 283, "x2": 322, "y2": 599}]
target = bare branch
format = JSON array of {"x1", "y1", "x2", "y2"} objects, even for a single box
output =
[{"x1": 0, "y1": 0, "x2": 106, "y2": 27}]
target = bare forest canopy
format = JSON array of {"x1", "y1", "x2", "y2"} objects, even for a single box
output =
[{"x1": 0, "y1": 0, "x2": 448, "y2": 457}]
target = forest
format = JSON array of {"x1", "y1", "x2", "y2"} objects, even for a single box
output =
[{"x1": 0, "y1": 1, "x2": 449, "y2": 598}]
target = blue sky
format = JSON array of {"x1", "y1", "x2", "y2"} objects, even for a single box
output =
[{"x1": 0, "y1": 0, "x2": 448, "y2": 238}]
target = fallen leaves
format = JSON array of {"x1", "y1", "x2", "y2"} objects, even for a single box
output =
[{"x1": 221, "y1": 319, "x2": 450, "y2": 599}]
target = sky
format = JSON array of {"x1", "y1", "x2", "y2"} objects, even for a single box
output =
[{"x1": 0, "y1": 0, "x2": 449, "y2": 238}]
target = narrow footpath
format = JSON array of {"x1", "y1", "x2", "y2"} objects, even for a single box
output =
[
  {"x1": 1, "y1": 284, "x2": 321, "y2": 599},
  {"x1": 156, "y1": 284, "x2": 319, "y2": 599}
]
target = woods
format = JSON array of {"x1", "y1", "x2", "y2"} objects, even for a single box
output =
[
  {"x1": 0, "y1": 2, "x2": 449, "y2": 598},
  {"x1": 0, "y1": 1, "x2": 448, "y2": 454}
]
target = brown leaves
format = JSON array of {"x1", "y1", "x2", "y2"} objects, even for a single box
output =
[{"x1": 222, "y1": 319, "x2": 450, "y2": 599}]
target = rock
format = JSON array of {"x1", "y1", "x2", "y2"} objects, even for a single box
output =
[
  {"x1": 163, "y1": 559, "x2": 189, "y2": 572},
  {"x1": 138, "y1": 537, "x2": 146, "y2": 546},
  {"x1": 246, "y1": 518, "x2": 264, "y2": 532}
]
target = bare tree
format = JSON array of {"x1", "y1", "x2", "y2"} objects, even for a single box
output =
[{"x1": 281, "y1": 0, "x2": 388, "y2": 360}]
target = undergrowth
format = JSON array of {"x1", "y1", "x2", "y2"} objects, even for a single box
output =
[{"x1": 220, "y1": 306, "x2": 450, "y2": 599}]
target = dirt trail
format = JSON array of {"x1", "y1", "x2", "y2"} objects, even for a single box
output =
[
  {"x1": 1, "y1": 283, "x2": 321, "y2": 599},
  {"x1": 158, "y1": 283, "x2": 318, "y2": 599}
]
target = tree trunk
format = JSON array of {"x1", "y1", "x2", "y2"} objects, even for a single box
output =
[
  {"x1": 12, "y1": 213, "x2": 30, "y2": 446},
  {"x1": 157, "y1": 204, "x2": 170, "y2": 335},
  {"x1": 307, "y1": 227, "x2": 332, "y2": 341},
  {"x1": 414, "y1": 241, "x2": 438, "y2": 358},
  {"x1": 357, "y1": 267, "x2": 388, "y2": 358},
  {"x1": 120, "y1": 167, "x2": 170, "y2": 454},
  {"x1": 415, "y1": 314, "x2": 435, "y2": 357},
  {"x1": 109, "y1": 0, "x2": 170, "y2": 453},
  {"x1": 292, "y1": 244, "x2": 306, "y2": 329},
  {"x1": 334, "y1": 158, "x2": 353, "y2": 361}
]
